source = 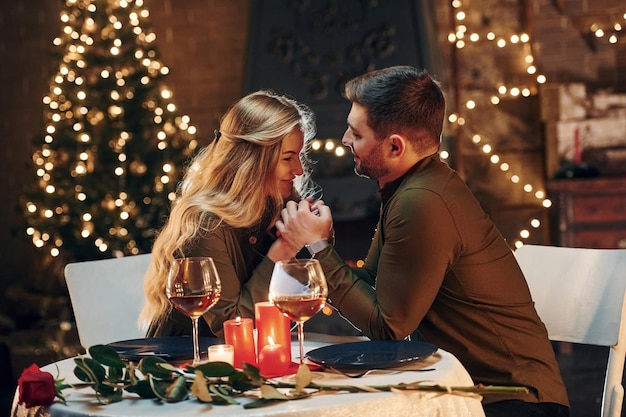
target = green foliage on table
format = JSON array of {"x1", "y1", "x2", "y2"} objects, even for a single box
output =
[{"x1": 66, "y1": 344, "x2": 530, "y2": 409}]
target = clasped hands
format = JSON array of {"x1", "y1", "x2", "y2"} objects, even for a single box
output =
[{"x1": 274, "y1": 199, "x2": 333, "y2": 256}]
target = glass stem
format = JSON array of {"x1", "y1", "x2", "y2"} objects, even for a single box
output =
[
  {"x1": 191, "y1": 316, "x2": 201, "y2": 365},
  {"x1": 298, "y1": 321, "x2": 305, "y2": 365}
]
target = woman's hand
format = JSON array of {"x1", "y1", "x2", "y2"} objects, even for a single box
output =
[{"x1": 275, "y1": 199, "x2": 333, "y2": 250}]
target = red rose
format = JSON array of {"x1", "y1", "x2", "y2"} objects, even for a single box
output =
[{"x1": 17, "y1": 363, "x2": 57, "y2": 407}]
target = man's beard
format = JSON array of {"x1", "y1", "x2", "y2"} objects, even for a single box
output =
[{"x1": 354, "y1": 144, "x2": 389, "y2": 179}]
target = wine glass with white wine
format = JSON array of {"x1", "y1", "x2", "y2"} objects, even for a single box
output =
[
  {"x1": 166, "y1": 257, "x2": 221, "y2": 365},
  {"x1": 269, "y1": 259, "x2": 328, "y2": 365}
]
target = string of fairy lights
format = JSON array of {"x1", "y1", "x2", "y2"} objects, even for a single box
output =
[
  {"x1": 444, "y1": 0, "x2": 551, "y2": 248},
  {"x1": 589, "y1": 12, "x2": 626, "y2": 44},
  {"x1": 444, "y1": 2, "x2": 625, "y2": 248},
  {"x1": 25, "y1": 0, "x2": 198, "y2": 258}
]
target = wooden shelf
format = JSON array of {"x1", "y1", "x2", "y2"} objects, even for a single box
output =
[{"x1": 547, "y1": 177, "x2": 626, "y2": 248}]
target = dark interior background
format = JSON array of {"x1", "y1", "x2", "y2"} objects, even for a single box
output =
[{"x1": 2, "y1": 1, "x2": 626, "y2": 415}]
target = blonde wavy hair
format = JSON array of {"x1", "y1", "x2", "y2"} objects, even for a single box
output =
[{"x1": 138, "y1": 90, "x2": 316, "y2": 330}]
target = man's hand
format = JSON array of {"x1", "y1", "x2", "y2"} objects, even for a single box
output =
[{"x1": 275, "y1": 199, "x2": 333, "y2": 252}]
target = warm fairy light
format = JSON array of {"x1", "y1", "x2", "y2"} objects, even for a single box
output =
[
  {"x1": 25, "y1": 0, "x2": 198, "y2": 260},
  {"x1": 449, "y1": 3, "x2": 555, "y2": 244}
]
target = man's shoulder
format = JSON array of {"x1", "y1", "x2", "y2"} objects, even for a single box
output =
[{"x1": 402, "y1": 157, "x2": 457, "y2": 193}]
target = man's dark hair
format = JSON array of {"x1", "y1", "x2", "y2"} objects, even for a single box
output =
[{"x1": 343, "y1": 65, "x2": 445, "y2": 150}]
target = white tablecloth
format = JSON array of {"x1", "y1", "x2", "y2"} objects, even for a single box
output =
[{"x1": 12, "y1": 334, "x2": 486, "y2": 417}]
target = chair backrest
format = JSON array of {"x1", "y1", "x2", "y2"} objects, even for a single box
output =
[
  {"x1": 64, "y1": 253, "x2": 151, "y2": 348},
  {"x1": 514, "y1": 244, "x2": 626, "y2": 417}
]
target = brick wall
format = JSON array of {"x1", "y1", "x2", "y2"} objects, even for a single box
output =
[{"x1": 145, "y1": 0, "x2": 251, "y2": 140}]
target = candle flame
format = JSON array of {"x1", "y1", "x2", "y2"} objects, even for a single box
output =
[
  {"x1": 267, "y1": 336, "x2": 275, "y2": 346},
  {"x1": 235, "y1": 316, "x2": 241, "y2": 324}
]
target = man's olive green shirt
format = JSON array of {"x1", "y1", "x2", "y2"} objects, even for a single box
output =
[{"x1": 314, "y1": 155, "x2": 569, "y2": 406}]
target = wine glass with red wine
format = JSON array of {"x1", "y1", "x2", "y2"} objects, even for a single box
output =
[
  {"x1": 166, "y1": 257, "x2": 221, "y2": 365},
  {"x1": 269, "y1": 259, "x2": 328, "y2": 365}
]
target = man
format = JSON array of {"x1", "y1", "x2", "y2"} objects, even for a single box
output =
[{"x1": 275, "y1": 66, "x2": 569, "y2": 416}]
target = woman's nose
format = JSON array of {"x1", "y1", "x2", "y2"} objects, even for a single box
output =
[{"x1": 293, "y1": 159, "x2": 304, "y2": 176}]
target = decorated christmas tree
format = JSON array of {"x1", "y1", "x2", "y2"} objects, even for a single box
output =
[{"x1": 23, "y1": 0, "x2": 198, "y2": 262}]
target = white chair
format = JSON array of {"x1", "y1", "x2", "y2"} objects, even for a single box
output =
[
  {"x1": 514, "y1": 244, "x2": 626, "y2": 417},
  {"x1": 64, "y1": 253, "x2": 151, "y2": 348}
]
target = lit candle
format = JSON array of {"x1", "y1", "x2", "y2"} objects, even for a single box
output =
[
  {"x1": 258, "y1": 336, "x2": 290, "y2": 376},
  {"x1": 223, "y1": 317, "x2": 257, "y2": 368},
  {"x1": 207, "y1": 344, "x2": 234, "y2": 366},
  {"x1": 255, "y1": 301, "x2": 292, "y2": 364}
]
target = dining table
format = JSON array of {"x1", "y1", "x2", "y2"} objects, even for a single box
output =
[{"x1": 11, "y1": 333, "x2": 486, "y2": 417}]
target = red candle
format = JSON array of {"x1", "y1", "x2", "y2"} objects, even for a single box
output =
[
  {"x1": 223, "y1": 317, "x2": 257, "y2": 368},
  {"x1": 258, "y1": 337, "x2": 290, "y2": 376},
  {"x1": 254, "y1": 301, "x2": 292, "y2": 364}
]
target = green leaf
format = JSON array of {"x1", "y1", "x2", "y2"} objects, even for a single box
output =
[
  {"x1": 208, "y1": 384, "x2": 239, "y2": 405},
  {"x1": 88, "y1": 345, "x2": 126, "y2": 369},
  {"x1": 190, "y1": 370, "x2": 213, "y2": 403},
  {"x1": 107, "y1": 365, "x2": 123, "y2": 382},
  {"x1": 295, "y1": 364, "x2": 312, "y2": 393},
  {"x1": 73, "y1": 356, "x2": 106, "y2": 383},
  {"x1": 96, "y1": 388, "x2": 123, "y2": 405},
  {"x1": 243, "y1": 398, "x2": 282, "y2": 409},
  {"x1": 126, "y1": 380, "x2": 158, "y2": 399},
  {"x1": 139, "y1": 356, "x2": 174, "y2": 379},
  {"x1": 260, "y1": 385, "x2": 289, "y2": 400},
  {"x1": 241, "y1": 362, "x2": 263, "y2": 385},
  {"x1": 148, "y1": 374, "x2": 189, "y2": 403},
  {"x1": 228, "y1": 372, "x2": 256, "y2": 392},
  {"x1": 194, "y1": 362, "x2": 237, "y2": 378}
]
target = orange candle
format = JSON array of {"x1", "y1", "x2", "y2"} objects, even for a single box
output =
[
  {"x1": 223, "y1": 317, "x2": 257, "y2": 368},
  {"x1": 258, "y1": 336, "x2": 290, "y2": 376},
  {"x1": 254, "y1": 301, "x2": 292, "y2": 364}
]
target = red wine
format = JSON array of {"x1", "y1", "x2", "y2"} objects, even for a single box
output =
[
  {"x1": 169, "y1": 294, "x2": 218, "y2": 317},
  {"x1": 273, "y1": 296, "x2": 326, "y2": 322}
]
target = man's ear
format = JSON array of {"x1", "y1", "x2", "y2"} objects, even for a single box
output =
[{"x1": 388, "y1": 134, "x2": 407, "y2": 157}]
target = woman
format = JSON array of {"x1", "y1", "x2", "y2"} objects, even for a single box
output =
[{"x1": 138, "y1": 90, "x2": 320, "y2": 338}]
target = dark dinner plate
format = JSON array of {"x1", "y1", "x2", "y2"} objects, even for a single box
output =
[
  {"x1": 306, "y1": 340, "x2": 438, "y2": 370},
  {"x1": 108, "y1": 336, "x2": 220, "y2": 362}
]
